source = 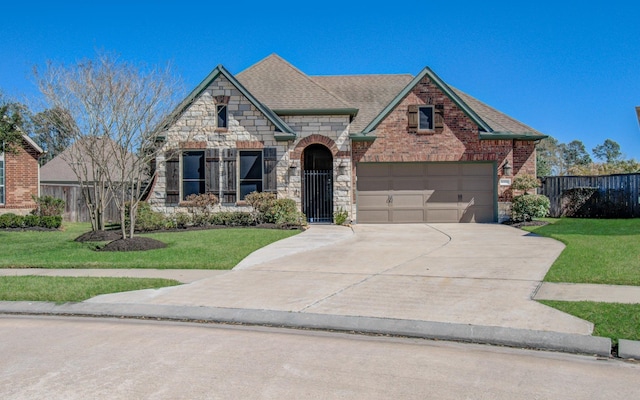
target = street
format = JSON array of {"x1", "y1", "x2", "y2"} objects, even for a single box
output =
[{"x1": 1, "y1": 315, "x2": 638, "y2": 399}]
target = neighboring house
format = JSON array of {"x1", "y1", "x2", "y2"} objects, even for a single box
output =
[
  {"x1": 0, "y1": 135, "x2": 44, "y2": 215},
  {"x1": 148, "y1": 54, "x2": 546, "y2": 223},
  {"x1": 40, "y1": 138, "x2": 132, "y2": 222}
]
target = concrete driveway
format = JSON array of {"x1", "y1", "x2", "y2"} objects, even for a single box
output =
[{"x1": 88, "y1": 223, "x2": 592, "y2": 335}]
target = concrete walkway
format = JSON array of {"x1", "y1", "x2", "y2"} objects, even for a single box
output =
[{"x1": 1, "y1": 223, "x2": 635, "y2": 356}]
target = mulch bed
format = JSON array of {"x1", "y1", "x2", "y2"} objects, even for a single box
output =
[
  {"x1": 99, "y1": 237, "x2": 167, "y2": 252},
  {"x1": 74, "y1": 230, "x2": 122, "y2": 242}
]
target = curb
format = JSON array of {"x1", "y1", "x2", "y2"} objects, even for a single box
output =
[{"x1": 0, "y1": 301, "x2": 612, "y2": 357}]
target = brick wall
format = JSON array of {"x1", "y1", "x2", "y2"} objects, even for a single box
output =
[
  {"x1": 1, "y1": 138, "x2": 40, "y2": 214},
  {"x1": 352, "y1": 75, "x2": 536, "y2": 203}
]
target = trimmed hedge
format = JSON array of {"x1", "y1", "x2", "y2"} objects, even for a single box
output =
[
  {"x1": 511, "y1": 194, "x2": 550, "y2": 222},
  {"x1": 0, "y1": 213, "x2": 62, "y2": 229}
]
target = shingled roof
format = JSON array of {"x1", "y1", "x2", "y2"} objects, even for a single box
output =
[
  {"x1": 236, "y1": 54, "x2": 356, "y2": 115},
  {"x1": 237, "y1": 54, "x2": 545, "y2": 140}
]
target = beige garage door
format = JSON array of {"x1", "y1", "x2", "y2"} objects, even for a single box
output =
[{"x1": 357, "y1": 163, "x2": 495, "y2": 223}]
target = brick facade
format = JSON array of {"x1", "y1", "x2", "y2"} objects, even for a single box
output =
[
  {"x1": 353, "y1": 75, "x2": 536, "y2": 206},
  {"x1": 1, "y1": 138, "x2": 41, "y2": 215}
]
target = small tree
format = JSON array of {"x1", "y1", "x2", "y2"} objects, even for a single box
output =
[
  {"x1": 0, "y1": 93, "x2": 28, "y2": 154},
  {"x1": 511, "y1": 173, "x2": 540, "y2": 194},
  {"x1": 35, "y1": 51, "x2": 182, "y2": 238}
]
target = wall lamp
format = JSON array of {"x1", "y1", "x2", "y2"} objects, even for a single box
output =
[{"x1": 502, "y1": 160, "x2": 512, "y2": 176}]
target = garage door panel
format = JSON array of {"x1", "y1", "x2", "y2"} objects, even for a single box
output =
[
  {"x1": 462, "y1": 163, "x2": 494, "y2": 176},
  {"x1": 426, "y1": 209, "x2": 460, "y2": 223},
  {"x1": 392, "y1": 193, "x2": 424, "y2": 207},
  {"x1": 461, "y1": 177, "x2": 493, "y2": 191},
  {"x1": 358, "y1": 193, "x2": 391, "y2": 208},
  {"x1": 392, "y1": 209, "x2": 425, "y2": 222},
  {"x1": 391, "y1": 164, "x2": 424, "y2": 177},
  {"x1": 357, "y1": 209, "x2": 391, "y2": 223},
  {"x1": 460, "y1": 206, "x2": 494, "y2": 223},
  {"x1": 358, "y1": 178, "x2": 391, "y2": 191},
  {"x1": 426, "y1": 191, "x2": 459, "y2": 203},
  {"x1": 428, "y1": 164, "x2": 460, "y2": 176},
  {"x1": 393, "y1": 178, "x2": 425, "y2": 190},
  {"x1": 459, "y1": 192, "x2": 494, "y2": 206},
  {"x1": 426, "y1": 177, "x2": 458, "y2": 190},
  {"x1": 358, "y1": 164, "x2": 390, "y2": 178}
]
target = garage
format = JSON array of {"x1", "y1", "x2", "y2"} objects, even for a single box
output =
[{"x1": 356, "y1": 162, "x2": 496, "y2": 223}]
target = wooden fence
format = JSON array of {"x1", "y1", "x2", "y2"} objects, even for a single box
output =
[
  {"x1": 40, "y1": 184, "x2": 120, "y2": 223},
  {"x1": 539, "y1": 174, "x2": 640, "y2": 218}
]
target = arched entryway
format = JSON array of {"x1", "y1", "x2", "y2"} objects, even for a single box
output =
[{"x1": 302, "y1": 144, "x2": 333, "y2": 223}]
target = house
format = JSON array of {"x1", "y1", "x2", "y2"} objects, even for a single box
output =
[
  {"x1": 40, "y1": 137, "x2": 131, "y2": 222},
  {"x1": 0, "y1": 135, "x2": 44, "y2": 215},
  {"x1": 148, "y1": 54, "x2": 546, "y2": 223}
]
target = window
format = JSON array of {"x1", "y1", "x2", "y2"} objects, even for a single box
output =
[
  {"x1": 216, "y1": 104, "x2": 227, "y2": 129},
  {"x1": 239, "y1": 151, "x2": 262, "y2": 200},
  {"x1": 182, "y1": 151, "x2": 205, "y2": 200},
  {"x1": 418, "y1": 106, "x2": 434, "y2": 131},
  {"x1": 0, "y1": 152, "x2": 4, "y2": 204}
]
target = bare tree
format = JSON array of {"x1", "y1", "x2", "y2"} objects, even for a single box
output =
[{"x1": 35, "y1": 51, "x2": 182, "y2": 237}]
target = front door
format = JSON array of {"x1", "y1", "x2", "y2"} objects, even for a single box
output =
[{"x1": 303, "y1": 144, "x2": 333, "y2": 223}]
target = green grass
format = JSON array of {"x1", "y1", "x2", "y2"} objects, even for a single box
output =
[
  {"x1": 0, "y1": 223, "x2": 299, "y2": 269},
  {"x1": 0, "y1": 276, "x2": 181, "y2": 303},
  {"x1": 522, "y1": 218, "x2": 640, "y2": 285},
  {"x1": 540, "y1": 300, "x2": 640, "y2": 344}
]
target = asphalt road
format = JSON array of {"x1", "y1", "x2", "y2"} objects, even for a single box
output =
[{"x1": 1, "y1": 315, "x2": 638, "y2": 399}]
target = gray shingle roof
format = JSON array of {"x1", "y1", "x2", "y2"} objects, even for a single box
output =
[
  {"x1": 236, "y1": 54, "x2": 545, "y2": 139},
  {"x1": 236, "y1": 54, "x2": 354, "y2": 112},
  {"x1": 311, "y1": 74, "x2": 413, "y2": 133}
]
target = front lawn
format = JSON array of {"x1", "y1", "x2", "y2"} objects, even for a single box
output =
[
  {"x1": 539, "y1": 300, "x2": 640, "y2": 344},
  {"x1": 522, "y1": 218, "x2": 640, "y2": 285},
  {"x1": 0, "y1": 276, "x2": 181, "y2": 303},
  {"x1": 524, "y1": 218, "x2": 640, "y2": 344},
  {"x1": 0, "y1": 223, "x2": 299, "y2": 269}
]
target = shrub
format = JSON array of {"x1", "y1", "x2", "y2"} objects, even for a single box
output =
[
  {"x1": 133, "y1": 202, "x2": 167, "y2": 232},
  {"x1": 225, "y1": 212, "x2": 256, "y2": 226},
  {"x1": 182, "y1": 193, "x2": 219, "y2": 225},
  {"x1": 334, "y1": 208, "x2": 349, "y2": 225},
  {"x1": 245, "y1": 192, "x2": 276, "y2": 223},
  {"x1": 511, "y1": 194, "x2": 550, "y2": 222},
  {"x1": 32, "y1": 195, "x2": 65, "y2": 217},
  {"x1": 39, "y1": 216, "x2": 62, "y2": 229},
  {"x1": 264, "y1": 198, "x2": 297, "y2": 224},
  {"x1": 0, "y1": 213, "x2": 24, "y2": 228},
  {"x1": 173, "y1": 212, "x2": 192, "y2": 229},
  {"x1": 23, "y1": 215, "x2": 41, "y2": 227},
  {"x1": 512, "y1": 174, "x2": 540, "y2": 194}
]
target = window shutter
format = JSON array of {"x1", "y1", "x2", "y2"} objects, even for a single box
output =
[
  {"x1": 263, "y1": 147, "x2": 278, "y2": 194},
  {"x1": 435, "y1": 104, "x2": 444, "y2": 129},
  {"x1": 407, "y1": 105, "x2": 418, "y2": 128},
  {"x1": 221, "y1": 149, "x2": 237, "y2": 203},
  {"x1": 165, "y1": 151, "x2": 180, "y2": 205},
  {"x1": 205, "y1": 148, "x2": 220, "y2": 195}
]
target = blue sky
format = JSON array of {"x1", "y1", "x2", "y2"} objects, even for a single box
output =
[{"x1": 2, "y1": 1, "x2": 639, "y2": 159}]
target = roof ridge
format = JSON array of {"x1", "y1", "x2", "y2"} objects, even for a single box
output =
[{"x1": 239, "y1": 54, "x2": 354, "y2": 110}]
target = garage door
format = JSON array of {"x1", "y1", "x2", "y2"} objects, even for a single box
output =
[{"x1": 356, "y1": 163, "x2": 495, "y2": 223}]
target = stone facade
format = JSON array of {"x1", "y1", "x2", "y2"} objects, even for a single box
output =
[
  {"x1": 148, "y1": 76, "x2": 353, "y2": 219},
  {"x1": 0, "y1": 138, "x2": 41, "y2": 215}
]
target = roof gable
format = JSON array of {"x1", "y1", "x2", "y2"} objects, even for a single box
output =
[
  {"x1": 237, "y1": 54, "x2": 356, "y2": 115},
  {"x1": 360, "y1": 67, "x2": 493, "y2": 135},
  {"x1": 159, "y1": 63, "x2": 294, "y2": 137}
]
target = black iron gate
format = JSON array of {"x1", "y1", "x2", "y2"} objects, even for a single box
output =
[{"x1": 303, "y1": 170, "x2": 333, "y2": 223}]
